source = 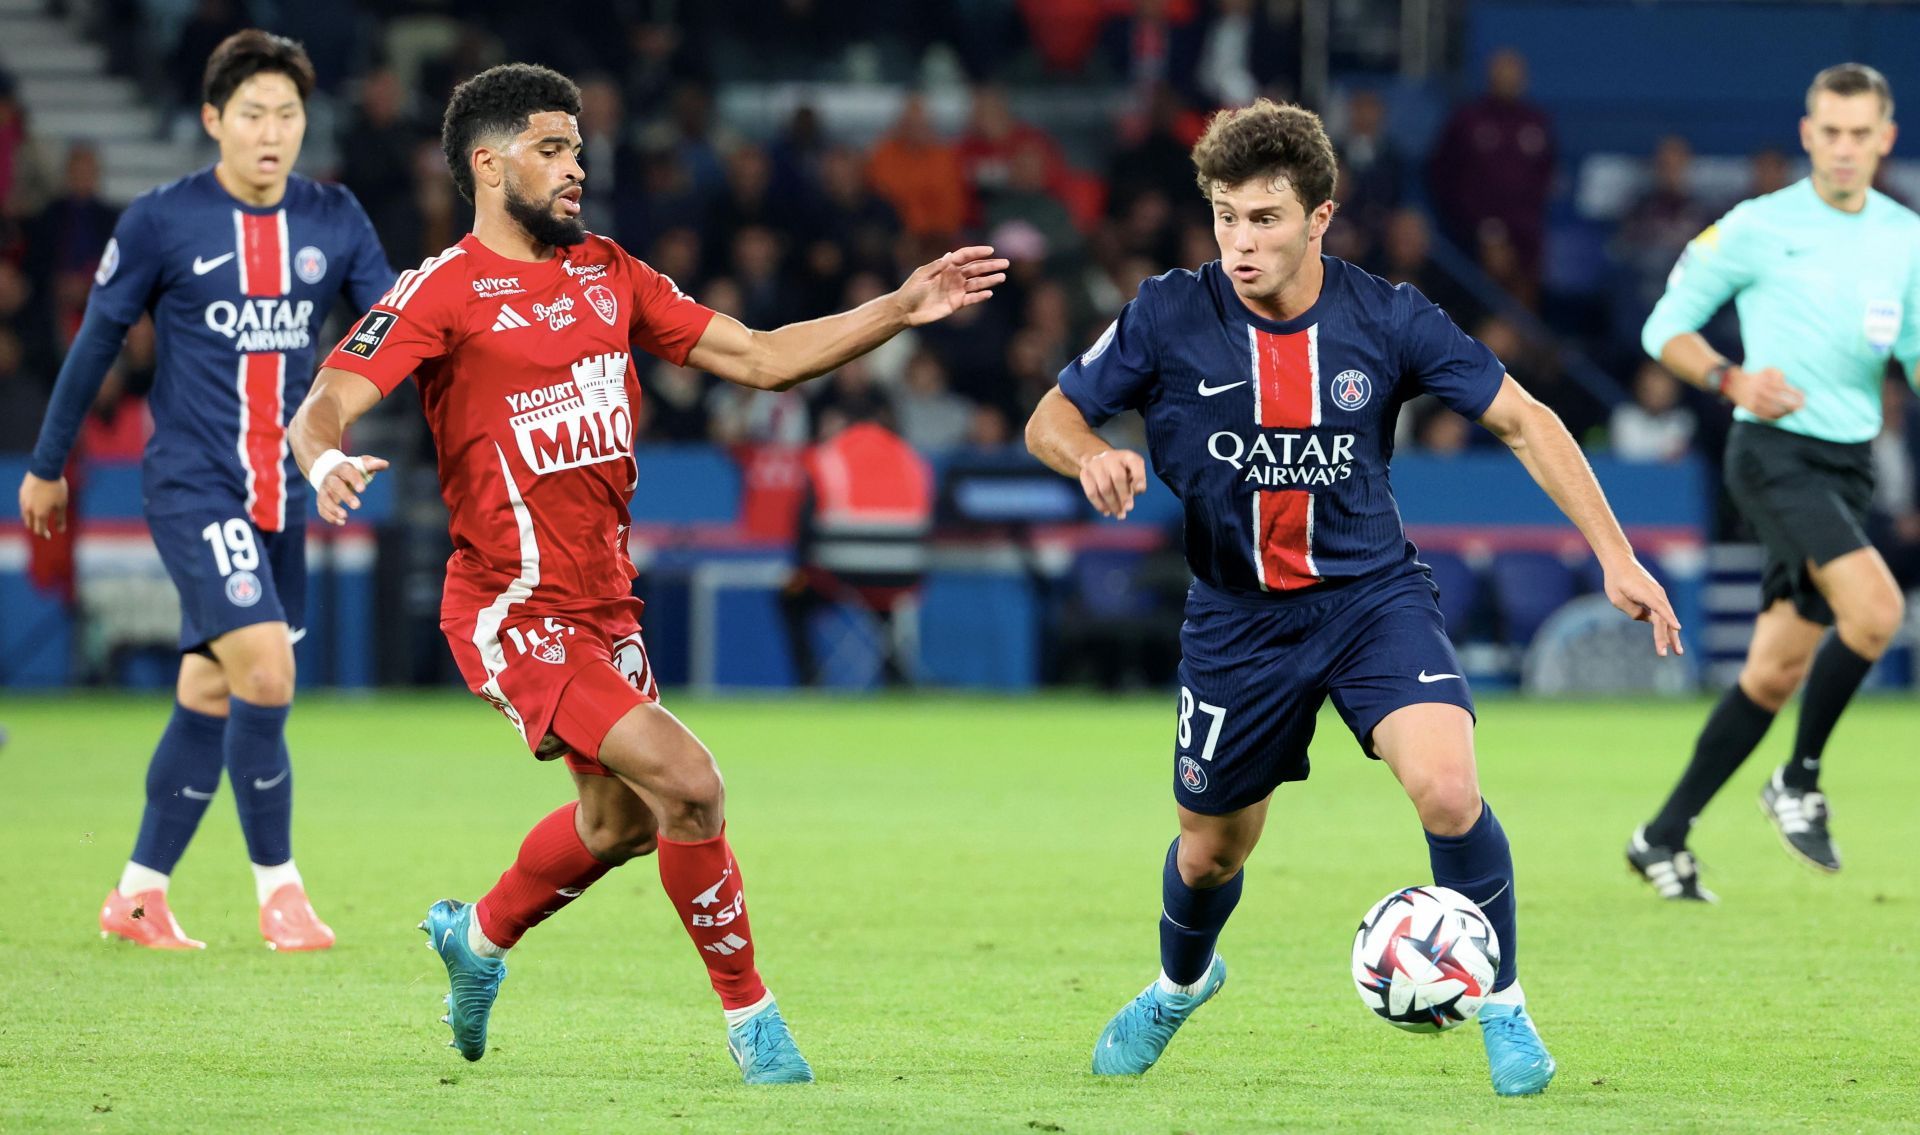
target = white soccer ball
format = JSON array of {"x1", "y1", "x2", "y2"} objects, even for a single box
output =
[{"x1": 1351, "y1": 885, "x2": 1500, "y2": 1033}]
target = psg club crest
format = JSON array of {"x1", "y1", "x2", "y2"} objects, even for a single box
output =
[
  {"x1": 1331, "y1": 369, "x2": 1372, "y2": 412},
  {"x1": 584, "y1": 284, "x2": 619, "y2": 326},
  {"x1": 294, "y1": 245, "x2": 327, "y2": 284},
  {"x1": 225, "y1": 570, "x2": 263, "y2": 608},
  {"x1": 1179, "y1": 755, "x2": 1209, "y2": 793},
  {"x1": 95, "y1": 237, "x2": 120, "y2": 286}
]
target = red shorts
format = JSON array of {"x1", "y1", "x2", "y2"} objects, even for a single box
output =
[{"x1": 442, "y1": 596, "x2": 659, "y2": 777}]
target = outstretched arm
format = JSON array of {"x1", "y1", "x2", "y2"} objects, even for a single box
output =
[
  {"x1": 288, "y1": 366, "x2": 389, "y2": 527},
  {"x1": 1478, "y1": 374, "x2": 1684, "y2": 656},
  {"x1": 687, "y1": 246, "x2": 1008, "y2": 391},
  {"x1": 1026, "y1": 386, "x2": 1148, "y2": 520}
]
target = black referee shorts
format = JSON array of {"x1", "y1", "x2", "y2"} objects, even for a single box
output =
[{"x1": 1724, "y1": 421, "x2": 1874, "y2": 625}]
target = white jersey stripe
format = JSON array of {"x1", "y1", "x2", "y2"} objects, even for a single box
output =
[
  {"x1": 235, "y1": 356, "x2": 256, "y2": 521},
  {"x1": 275, "y1": 210, "x2": 292, "y2": 294},
  {"x1": 1251, "y1": 494, "x2": 1268, "y2": 592},
  {"x1": 1306, "y1": 323, "x2": 1322, "y2": 427},
  {"x1": 271, "y1": 353, "x2": 288, "y2": 530},
  {"x1": 232, "y1": 210, "x2": 249, "y2": 294},
  {"x1": 386, "y1": 247, "x2": 466, "y2": 311},
  {"x1": 1247, "y1": 325, "x2": 1261, "y2": 425},
  {"x1": 472, "y1": 442, "x2": 541, "y2": 741},
  {"x1": 1302, "y1": 494, "x2": 1318, "y2": 577}
]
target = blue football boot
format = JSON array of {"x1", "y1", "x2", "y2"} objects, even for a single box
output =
[
  {"x1": 727, "y1": 1000, "x2": 814, "y2": 1084},
  {"x1": 1479, "y1": 1001, "x2": 1556, "y2": 1096},
  {"x1": 420, "y1": 899, "x2": 506, "y2": 1062},
  {"x1": 1091, "y1": 955, "x2": 1227, "y2": 1075}
]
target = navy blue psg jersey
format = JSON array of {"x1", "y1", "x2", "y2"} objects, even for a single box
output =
[
  {"x1": 1059, "y1": 257, "x2": 1505, "y2": 595},
  {"x1": 86, "y1": 168, "x2": 394, "y2": 530}
]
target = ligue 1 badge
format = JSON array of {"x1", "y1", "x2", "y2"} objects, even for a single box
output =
[
  {"x1": 1331, "y1": 369, "x2": 1372, "y2": 412},
  {"x1": 584, "y1": 284, "x2": 618, "y2": 326}
]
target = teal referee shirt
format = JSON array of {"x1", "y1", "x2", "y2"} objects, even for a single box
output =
[{"x1": 1643, "y1": 178, "x2": 1920, "y2": 444}]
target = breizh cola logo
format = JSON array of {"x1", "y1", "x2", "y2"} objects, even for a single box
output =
[
  {"x1": 506, "y1": 352, "x2": 634, "y2": 475},
  {"x1": 1207, "y1": 429, "x2": 1358, "y2": 487}
]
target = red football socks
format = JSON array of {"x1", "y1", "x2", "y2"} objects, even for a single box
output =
[
  {"x1": 475, "y1": 802, "x2": 612, "y2": 949},
  {"x1": 657, "y1": 825, "x2": 768, "y2": 1010}
]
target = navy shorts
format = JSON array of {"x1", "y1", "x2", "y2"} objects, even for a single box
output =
[
  {"x1": 1172, "y1": 563, "x2": 1475, "y2": 815},
  {"x1": 148, "y1": 509, "x2": 306, "y2": 654}
]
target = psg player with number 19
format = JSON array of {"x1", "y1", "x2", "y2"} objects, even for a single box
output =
[
  {"x1": 289, "y1": 64, "x2": 1005, "y2": 1083},
  {"x1": 18, "y1": 31, "x2": 394, "y2": 952},
  {"x1": 1026, "y1": 100, "x2": 1683, "y2": 1095}
]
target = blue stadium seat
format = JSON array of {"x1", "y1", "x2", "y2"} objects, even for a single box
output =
[
  {"x1": 630, "y1": 446, "x2": 742, "y2": 524},
  {"x1": 1490, "y1": 551, "x2": 1579, "y2": 646},
  {"x1": 1420, "y1": 550, "x2": 1481, "y2": 637}
]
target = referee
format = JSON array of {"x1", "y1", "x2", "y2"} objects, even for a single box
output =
[{"x1": 1628, "y1": 63, "x2": 1918, "y2": 900}]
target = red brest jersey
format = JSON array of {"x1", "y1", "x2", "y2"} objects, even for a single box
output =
[{"x1": 322, "y1": 232, "x2": 715, "y2": 613}]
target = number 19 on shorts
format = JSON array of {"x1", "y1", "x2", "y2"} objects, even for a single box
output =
[
  {"x1": 201, "y1": 518, "x2": 260, "y2": 576},
  {"x1": 1178, "y1": 686, "x2": 1226, "y2": 763}
]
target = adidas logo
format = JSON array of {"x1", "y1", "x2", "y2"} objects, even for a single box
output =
[
  {"x1": 702, "y1": 933, "x2": 750, "y2": 956},
  {"x1": 491, "y1": 304, "x2": 531, "y2": 332}
]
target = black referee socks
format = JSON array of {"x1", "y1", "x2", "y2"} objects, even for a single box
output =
[
  {"x1": 1782, "y1": 634, "x2": 1875, "y2": 792},
  {"x1": 1646, "y1": 684, "x2": 1776, "y2": 849}
]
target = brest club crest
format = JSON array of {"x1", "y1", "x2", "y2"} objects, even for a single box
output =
[
  {"x1": 1331, "y1": 369, "x2": 1371, "y2": 412},
  {"x1": 584, "y1": 284, "x2": 618, "y2": 326}
]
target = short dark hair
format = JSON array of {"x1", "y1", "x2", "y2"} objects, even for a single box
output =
[
  {"x1": 1190, "y1": 98, "x2": 1337, "y2": 211},
  {"x1": 1807, "y1": 62, "x2": 1894, "y2": 118},
  {"x1": 202, "y1": 30, "x2": 315, "y2": 112},
  {"x1": 442, "y1": 63, "x2": 582, "y2": 204}
]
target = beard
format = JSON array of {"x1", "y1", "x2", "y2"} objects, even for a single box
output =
[{"x1": 504, "y1": 177, "x2": 586, "y2": 249}]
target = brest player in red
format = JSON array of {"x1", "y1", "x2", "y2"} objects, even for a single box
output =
[{"x1": 287, "y1": 64, "x2": 1005, "y2": 1083}]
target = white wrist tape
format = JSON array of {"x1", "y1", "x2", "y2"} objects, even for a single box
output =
[{"x1": 307, "y1": 448, "x2": 366, "y2": 492}]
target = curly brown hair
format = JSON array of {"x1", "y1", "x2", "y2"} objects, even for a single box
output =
[
  {"x1": 1190, "y1": 98, "x2": 1337, "y2": 211},
  {"x1": 442, "y1": 63, "x2": 582, "y2": 204}
]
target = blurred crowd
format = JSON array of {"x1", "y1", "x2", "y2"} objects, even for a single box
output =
[{"x1": 0, "y1": 0, "x2": 1917, "y2": 577}]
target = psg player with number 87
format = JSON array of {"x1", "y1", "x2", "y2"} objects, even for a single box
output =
[{"x1": 1026, "y1": 99, "x2": 1684, "y2": 1095}]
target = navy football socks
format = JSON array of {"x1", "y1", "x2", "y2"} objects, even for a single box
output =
[
  {"x1": 1426, "y1": 801, "x2": 1518, "y2": 992},
  {"x1": 1158, "y1": 837, "x2": 1243, "y2": 986},
  {"x1": 224, "y1": 697, "x2": 294, "y2": 866},
  {"x1": 128, "y1": 702, "x2": 230, "y2": 875}
]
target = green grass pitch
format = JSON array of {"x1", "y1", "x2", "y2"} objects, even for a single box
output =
[{"x1": 1, "y1": 692, "x2": 1915, "y2": 1133}]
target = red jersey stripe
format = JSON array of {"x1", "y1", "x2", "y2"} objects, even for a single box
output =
[
  {"x1": 233, "y1": 210, "x2": 288, "y2": 529},
  {"x1": 237, "y1": 353, "x2": 287, "y2": 530},
  {"x1": 1253, "y1": 489, "x2": 1320, "y2": 591},
  {"x1": 239, "y1": 211, "x2": 285, "y2": 298},
  {"x1": 1251, "y1": 324, "x2": 1321, "y2": 429}
]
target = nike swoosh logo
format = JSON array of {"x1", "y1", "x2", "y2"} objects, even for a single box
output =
[
  {"x1": 180, "y1": 786, "x2": 215, "y2": 801},
  {"x1": 1197, "y1": 380, "x2": 1248, "y2": 397},
  {"x1": 1416, "y1": 671, "x2": 1461, "y2": 683},
  {"x1": 192, "y1": 252, "x2": 235, "y2": 276},
  {"x1": 442, "y1": 929, "x2": 454, "y2": 950},
  {"x1": 288, "y1": 627, "x2": 308, "y2": 645},
  {"x1": 253, "y1": 770, "x2": 290, "y2": 790}
]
